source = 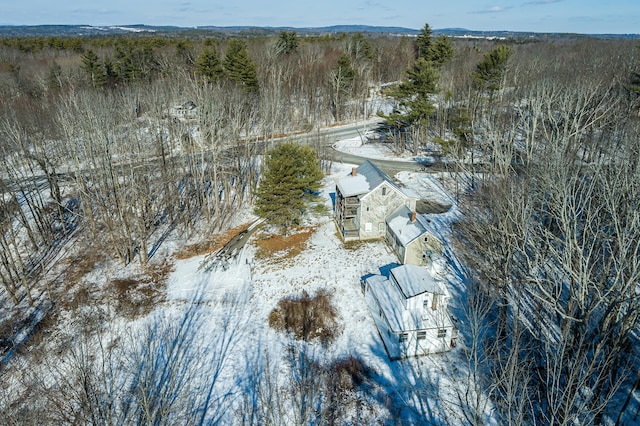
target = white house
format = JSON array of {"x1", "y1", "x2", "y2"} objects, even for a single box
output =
[
  {"x1": 362, "y1": 264, "x2": 457, "y2": 360},
  {"x1": 334, "y1": 161, "x2": 416, "y2": 241},
  {"x1": 169, "y1": 101, "x2": 197, "y2": 120}
]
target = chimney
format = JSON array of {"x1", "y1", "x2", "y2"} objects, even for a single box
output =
[
  {"x1": 411, "y1": 211, "x2": 417, "y2": 223},
  {"x1": 351, "y1": 167, "x2": 357, "y2": 176}
]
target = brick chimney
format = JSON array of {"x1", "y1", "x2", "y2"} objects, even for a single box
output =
[
  {"x1": 411, "y1": 211, "x2": 417, "y2": 222},
  {"x1": 351, "y1": 167, "x2": 357, "y2": 176}
]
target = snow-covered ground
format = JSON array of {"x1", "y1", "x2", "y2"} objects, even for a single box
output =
[
  {"x1": 333, "y1": 135, "x2": 415, "y2": 162},
  {"x1": 156, "y1": 158, "x2": 487, "y2": 424},
  {"x1": 2, "y1": 134, "x2": 488, "y2": 424}
]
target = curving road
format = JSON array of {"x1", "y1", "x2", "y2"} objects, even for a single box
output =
[{"x1": 292, "y1": 119, "x2": 431, "y2": 176}]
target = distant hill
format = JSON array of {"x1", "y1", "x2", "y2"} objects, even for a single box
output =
[
  {"x1": 0, "y1": 24, "x2": 420, "y2": 38},
  {"x1": 0, "y1": 24, "x2": 637, "y2": 40}
]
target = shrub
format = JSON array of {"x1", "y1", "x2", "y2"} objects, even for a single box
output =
[
  {"x1": 327, "y1": 355, "x2": 373, "y2": 392},
  {"x1": 268, "y1": 289, "x2": 340, "y2": 346}
]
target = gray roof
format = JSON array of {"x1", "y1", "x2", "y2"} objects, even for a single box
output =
[
  {"x1": 386, "y1": 207, "x2": 440, "y2": 247},
  {"x1": 386, "y1": 206, "x2": 427, "y2": 247},
  {"x1": 391, "y1": 264, "x2": 444, "y2": 298},
  {"x1": 336, "y1": 160, "x2": 400, "y2": 198},
  {"x1": 365, "y1": 265, "x2": 452, "y2": 332}
]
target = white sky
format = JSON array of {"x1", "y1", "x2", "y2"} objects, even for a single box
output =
[{"x1": 2, "y1": 0, "x2": 639, "y2": 34}]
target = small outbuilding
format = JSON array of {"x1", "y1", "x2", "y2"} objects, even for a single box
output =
[{"x1": 385, "y1": 206, "x2": 444, "y2": 267}]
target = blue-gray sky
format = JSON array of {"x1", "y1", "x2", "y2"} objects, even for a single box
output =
[{"x1": 3, "y1": 0, "x2": 639, "y2": 34}]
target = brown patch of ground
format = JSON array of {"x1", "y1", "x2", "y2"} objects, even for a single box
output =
[
  {"x1": 327, "y1": 355, "x2": 374, "y2": 393},
  {"x1": 109, "y1": 260, "x2": 173, "y2": 319},
  {"x1": 62, "y1": 242, "x2": 107, "y2": 286},
  {"x1": 255, "y1": 226, "x2": 315, "y2": 259},
  {"x1": 341, "y1": 237, "x2": 382, "y2": 251},
  {"x1": 416, "y1": 199, "x2": 451, "y2": 214},
  {"x1": 268, "y1": 289, "x2": 341, "y2": 346},
  {"x1": 174, "y1": 223, "x2": 253, "y2": 259}
]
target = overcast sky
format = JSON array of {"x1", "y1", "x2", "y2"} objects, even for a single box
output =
[{"x1": 2, "y1": 0, "x2": 639, "y2": 34}]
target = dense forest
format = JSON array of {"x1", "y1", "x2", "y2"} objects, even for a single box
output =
[{"x1": 1, "y1": 26, "x2": 640, "y2": 424}]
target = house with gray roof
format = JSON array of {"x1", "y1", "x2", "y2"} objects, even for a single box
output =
[
  {"x1": 334, "y1": 161, "x2": 417, "y2": 241},
  {"x1": 362, "y1": 264, "x2": 457, "y2": 359},
  {"x1": 386, "y1": 206, "x2": 444, "y2": 266}
]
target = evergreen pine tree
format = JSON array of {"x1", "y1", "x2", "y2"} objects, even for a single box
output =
[
  {"x1": 330, "y1": 53, "x2": 357, "y2": 121},
  {"x1": 416, "y1": 23, "x2": 433, "y2": 60},
  {"x1": 195, "y1": 47, "x2": 224, "y2": 82},
  {"x1": 383, "y1": 58, "x2": 438, "y2": 128},
  {"x1": 81, "y1": 49, "x2": 105, "y2": 88},
  {"x1": 429, "y1": 35, "x2": 454, "y2": 65},
  {"x1": 276, "y1": 31, "x2": 299, "y2": 55},
  {"x1": 473, "y1": 44, "x2": 514, "y2": 93},
  {"x1": 48, "y1": 61, "x2": 63, "y2": 89},
  {"x1": 348, "y1": 32, "x2": 374, "y2": 63},
  {"x1": 254, "y1": 143, "x2": 323, "y2": 231},
  {"x1": 223, "y1": 39, "x2": 259, "y2": 92}
]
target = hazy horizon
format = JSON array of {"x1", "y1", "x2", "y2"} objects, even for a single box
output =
[{"x1": 3, "y1": 1, "x2": 639, "y2": 35}]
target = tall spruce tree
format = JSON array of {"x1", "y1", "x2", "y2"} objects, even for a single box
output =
[
  {"x1": 380, "y1": 22, "x2": 451, "y2": 152},
  {"x1": 81, "y1": 49, "x2": 105, "y2": 88},
  {"x1": 254, "y1": 143, "x2": 323, "y2": 231},
  {"x1": 330, "y1": 53, "x2": 357, "y2": 121},
  {"x1": 223, "y1": 39, "x2": 259, "y2": 92},
  {"x1": 429, "y1": 35, "x2": 454, "y2": 65},
  {"x1": 383, "y1": 58, "x2": 438, "y2": 130},
  {"x1": 195, "y1": 47, "x2": 224, "y2": 82},
  {"x1": 416, "y1": 23, "x2": 433, "y2": 60},
  {"x1": 276, "y1": 30, "x2": 299, "y2": 55}
]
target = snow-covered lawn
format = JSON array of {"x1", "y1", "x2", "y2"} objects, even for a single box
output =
[
  {"x1": 1, "y1": 140, "x2": 487, "y2": 424},
  {"x1": 157, "y1": 162, "x2": 482, "y2": 424}
]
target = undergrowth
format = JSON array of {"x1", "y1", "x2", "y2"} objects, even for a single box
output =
[{"x1": 268, "y1": 289, "x2": 341, "y2": 346}]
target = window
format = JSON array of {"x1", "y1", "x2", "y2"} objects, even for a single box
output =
[
  {"x1": 437, "y1": 329, "x2": 447, "y2": 338},
  {"x1": 365, "y1": 222, "x2": 372, "y2": 232},
  {"x1": 399, "y1": 333, "x2": 408, "y2": 343},
  {"x1": 423, "y1": 298, "x2": 429, "y2": 309},
  {"x1": 417, "y1": 331, "x2": 426, "y2": 340},
  {"x1": 382, "y1": 187, "x2": 387, "y2": 196},
  {"x1": 366, "y1": 206, "x2": 370, "y2": 211},
  {"x1": 378, "y1": 222, "x2": 385, "y2": 232}
]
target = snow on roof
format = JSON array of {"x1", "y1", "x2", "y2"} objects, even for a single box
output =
[
  {"x1": 365, "y1": 275, "x2": 406, "y2": 331},
  {"x1": 336, "y1": 174, "x2": 371, "y2": 197},
  {"x1": 365, "y1": 268, "x2": 452, "y2": 332},
  {"x1": 336, "y1": 160, "x2": 401, "y2": 198},
  {"x1": 391, "y1": 264, "x2": 445, "y2": 298},
  {"x1": 386, "y1": 206, "x2": 427, "y2": 246}
]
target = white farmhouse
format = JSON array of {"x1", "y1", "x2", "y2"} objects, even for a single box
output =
[{"x1": 362, "y1": 263, "x2": 457, "y2": 360}]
